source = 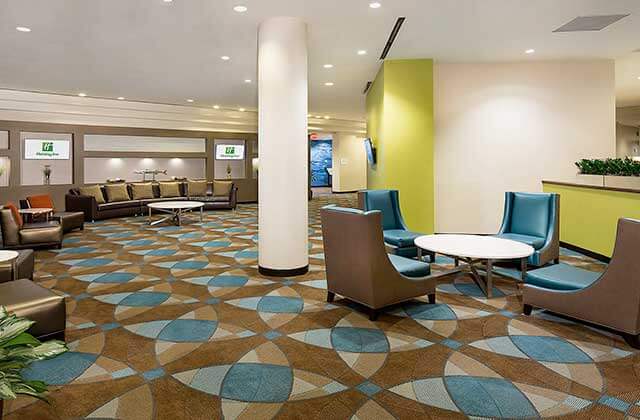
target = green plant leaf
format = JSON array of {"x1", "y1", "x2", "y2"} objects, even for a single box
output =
[
  {"x1": 4, "y1": 332, "x2": 41, "y2": 348},
  {"x1": 0, "y1": 318, "x2": 35, "y2": 347},
  {"x1": 0, "y1": 380, "x2": 17, "y2": 400}
]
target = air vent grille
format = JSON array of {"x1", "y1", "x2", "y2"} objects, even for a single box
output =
[{"x1": 553, "y1": 14, "x2": 629, "y2": 32}]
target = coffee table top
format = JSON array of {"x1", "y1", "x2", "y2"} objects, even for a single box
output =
[
  {"x1": 19, "y1": 208, "x2": 53, "y2": 214},
  {"x1": 415, "y1": 234, "x2": 534, "y2": 260},
  {"x1": 147, "y1": 201, "x2": 204, "y2": 210},
  {"x1": 0, "y1": 250, "x2": 19, "y2": 263}
]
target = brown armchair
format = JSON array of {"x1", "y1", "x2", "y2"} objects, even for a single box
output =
[
  {"x1": 321, "y1": 205, "x2": 436, "y2": 320},
  {"x1": 23, "y1": 194, "x2": 84, "y2": 233},
  {"x1": 0, "y1": 207, "x2": 63, "y2": 250},
  {"x1": 523, "y1": 218, "x2": 640, "y2": 348}
]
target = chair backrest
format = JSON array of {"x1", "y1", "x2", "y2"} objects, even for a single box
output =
[
  {"x1": 504, "y1": 192, "x2": 555, "y2": 238},
  {"x1": 358, "y1": 190, "x2": 403, "y2": 231}
]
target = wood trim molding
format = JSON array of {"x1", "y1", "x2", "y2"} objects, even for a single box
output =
[{"x1": 542, "y1": 180, "x2": 640, "y2": 194}]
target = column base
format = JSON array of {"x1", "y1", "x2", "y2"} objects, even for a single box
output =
[{"x1": 259, "y1": 265, "x2": 309, "y2": 277}]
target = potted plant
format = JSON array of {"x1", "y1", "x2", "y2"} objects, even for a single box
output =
[
  {"x1": 575, "y1": 158, "x2": 640, "y2": 189},
  {"x1": 0, "y1": 306, "x2": 67, "y2": 417},
  {"x1": 42, "y1": 165, "x2": 52, "y2": 185}
]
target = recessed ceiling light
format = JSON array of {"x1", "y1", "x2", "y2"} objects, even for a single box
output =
[
  {"x1": 323, "y1": 64, "x2": 334, "y2": 69},
  {"x1": 221, "y1": 56, "x2": 230, "y2": 61},
  {"x1": 213, "y1": 105, "x2": 220, "y2": 109},
  {"x1": 117, "y1": 97, "x2": 125, "y2": 100},
  {"x1": 239, "y1": 108, "x2": 246, "y2": 112},
  {"x1": 186, "y1": 99, "x2": 194, "y2": 103},
  {"x1": 357, "y1": 50, "x2": 367, "y2": 55},
  {"x1": 163, "y1": 0, "x2": 173, "y2": 3},
  {"x1": 244, "y1": 79, "x2": 252, "y2": 83},
  {"x1": 525, "y1": 49, "x2": 535, "y2": 54},
  {"x1": 369, "y1": 2, "x2": 382, "y2": 8},
  {"x1": 324, "y1": 116, "x2": 330, "y2": 119},
  {"x1": 78, "y1": 93, "x2": 87, "y2": 97},
  {"x1": 324, "y1": 82, "x2": 334, "y2": 86},
  {"x1": 16, "y1": 26, "x2": 31, "y2": 32},
  {"x1": 233, "y1": 5, "x2": 248, "y2": 13}
]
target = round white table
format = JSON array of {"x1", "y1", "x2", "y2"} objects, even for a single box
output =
[
  {"x1": 0, "y1": 250, "x2": 20, "y2": 281},
  {"x1": 415, "y1": 234, "x2": 534, "y2": 298},
  {"x1": 147, "y1": 201, "x2": 204, "y2": 226},
  {"x1": 19, "y1": 207, "x2": 53, "y2": 222}
]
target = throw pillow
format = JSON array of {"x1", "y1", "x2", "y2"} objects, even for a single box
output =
[
  {"x1": 130, "y1": 183, "x2": 154, "y2": 200},
  {"x1": 159, "y1": 182, "x2": 180, "y2": 198},
  {"x1": 3, "y1": 202, "x2": 23, "y2": 227},
  {"x1": 104, "y1": 184, "x2": 131, "y2": 202},
  {"x1": 188, "y1": 180, "x2": 208, "y2": 197},
  {"x1": 79, "y1": 185, "x2": 106, "y2": 204},
  {"x1": 213, "y1": 181, "x2": 233, "y2": 197}
]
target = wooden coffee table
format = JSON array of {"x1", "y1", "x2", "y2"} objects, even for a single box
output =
[
  {"x1": 415, "y1": 234, "x2": 534, "y2": 298},
  {"x1": 147, "y1": 201, "x2": 204, "y2": 226}
]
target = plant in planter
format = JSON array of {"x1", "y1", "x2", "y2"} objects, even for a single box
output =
[
  {"x1": 575, "y1": 158, "x2": 640, "y2": 176},
  {"x1": 0, "y1": 306, "x2": 67, "y2": 416},
  {"x1": 42, "y1": 165, "x2": 52, "y2": 185}
]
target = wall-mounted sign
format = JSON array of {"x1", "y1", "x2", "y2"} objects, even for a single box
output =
[
  {"x1": 24, "y1": 139, "x2": 70, "y2": 160},
  {"x1": 215, "y1": 144, "x2": 245, "y2": 160}
]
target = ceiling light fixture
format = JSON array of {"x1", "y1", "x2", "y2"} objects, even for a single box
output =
[
  {"x1": 324, "y1": 82, "x2": 334, "y2": 86},
  {"x1": 77, "y1": 93, "x2": 87, "y2": 97},
  {"x1": 186, "y1": 99, "x2": 194, "y2": 103},
  {"x1": 323, "y1": 64, "x2": 334, "y2": 69},
  {"x1": 525, "y1": 48, "x2": 535, "y2": 54},
  {"x1": 315, "y1": 115, "x2": 322, "y2": 119},
  {"x1": 117, "y1": 97, "x2": 125, "y2": 100},
  {"x1": 369, "y1": 2, "x2": 382, "y2": 8},
  {"x1": 221, "y1": 55, "x2": 230, "y2": 61},
  {"x1": 213, "y1": 105, "x2": 220, "y2": 109},
  {"x1": 357, "y1": 50, "x2": 367, "y2": 55},
  {"x1": 233, "y1": 5, "x2": 248, "y2": 12},
  {"x1": 244, "y1": 79, "x2": 252, "y2": 83},
  {"x1": 324, "y1": 116, "x2": 330, "y2": 119},
  {"x1": 16, "y1": 26, "x2": 31, "y2": 32},
  {"x1": 163, "y1": 0, "x2": 173, "y2": 3},
  {"x1": 239, "y1": 108, "x2": 246, "y2": 112}
]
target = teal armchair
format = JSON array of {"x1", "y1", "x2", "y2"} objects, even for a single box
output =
[
  {"x1": 495, "y1": 192, "x2": 559, "y2": 267},
  {"x1": 358, "y1": 190, "x2": 423, "y2": 258}
]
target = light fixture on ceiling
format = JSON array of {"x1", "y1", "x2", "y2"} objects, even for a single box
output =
[
  {"x1": 357, "y1": 50, "x2": 367, "y2": 55},
  {"x1": 324, "y1": 116, "x2": 330, "y2": 119},
  {"x1": 221, "y1": 55, "x2": 230, "y2": 61},
  {"x1": 323, "y1": 64, "x2": 334, "y2": 69},
  {"x1": 213, "y1": 105, "x2": 220, "y2": 109},
  {"x1": 16, "y1": 26, "x2": 31, "y2": 32},
  {"x1": 117, "y1": 97, "x2": 125, "y2": 100},
  {"x1": 239, "y1": 108, "x2": 246, "y2": 112},
  {"x1": 525, "y1": 48, "x2": 535, "y2": 54},
  {"x1": 315, "y1": 115, "x2": 322, "y2": 119},
  {"x1": 77, "y1": 93, "x2": 87, "y2": 97},
  {"x1": 233, "y1": 5, "x2": 247, "y2": 13},
  {"x1": 244, "y1": 79, "x2": 252, "y2": 83},
  {"x1": 324, "y1": 82, "x2": 334, "y2": 86},
  {"x1": 186, "y1": 99, "x2": 194, "y2": 103},
  {"x1": 163, "y1": 0, "x2": 173, "y2": 3},
  {"x1": 369, "y1": 2, "x2": 382, "y2": 8}
]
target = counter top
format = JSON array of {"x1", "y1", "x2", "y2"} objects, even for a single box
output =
[{"x1": 543, "y1": 180, "x2": 640, "y2": 194}]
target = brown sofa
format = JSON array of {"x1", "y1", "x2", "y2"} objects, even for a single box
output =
[
  {"x1": 66, "y1": 180, "x2": 238, "y2": 222},
  {"x1": 0, "y1": 209, "x2": 63, "y2": 250},
  {"x1": 321, "y1": 205, "x2": 436, "y2": 320}
]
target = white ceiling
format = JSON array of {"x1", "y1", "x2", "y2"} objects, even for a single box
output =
[{"x1": 1, "y1": 0, "x2": 640, "y2": 121}]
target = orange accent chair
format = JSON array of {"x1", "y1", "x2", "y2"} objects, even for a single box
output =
[{"x1": 23, "y1": 194, "x2": 84, "y2": 233}]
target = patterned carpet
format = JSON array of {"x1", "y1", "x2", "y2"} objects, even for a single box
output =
[{"x1": 6, "y1": 194, "x2": 640, "y2": 419}]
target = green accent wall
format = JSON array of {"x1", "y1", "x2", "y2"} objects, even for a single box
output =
[
  {"x1": 365, "y1": 59, "x2": 435, "y2": 233},
  {"x1": 543, "y1": 182, "x2": 640, "y2": 257}
]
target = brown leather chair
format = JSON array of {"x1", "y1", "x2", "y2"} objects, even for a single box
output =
[
  {"x1": 321, "y1": 205, "x2": 436, "y2": 320},
  {"x1": 523, "y1": 218, "x2": 640, "y2": 348},
  {"x1": 23, "y1": 194, "x2": 84, "y2": 233},
  {"x1": 0, "y1": 208, "x2": 63, "y2": 250},
  {"x1": 0, "y1": 249, "x2": 34, "y2": 283}
]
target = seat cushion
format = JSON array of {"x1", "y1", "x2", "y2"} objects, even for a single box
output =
[
  {"x1": 384, "y1": 229, "x2": 422, "y2": 248},
  {"x1": 98, "y1": 201, "x2": 140, "y2": 211},
  {"x1": 510, "y1": 193, "x2": 550, "y2": 238},
  {"x1": 495, "y1": 233, "x2": 545, "y2": 249},
  {"x1": 526, "y1": 263, "x2": 601, "y2": 291},
  {"x1": 365, "y1": 190, "x2": 400, "y2": 230},
  {"x1": 388, "y1": 254, "x2": 431, "y2": 278}
]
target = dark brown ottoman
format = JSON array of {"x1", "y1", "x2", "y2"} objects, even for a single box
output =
[
  {"x1": 52, "y1": 211, "x2": 85, "y2": 233},
  {"x1": 0, "y1": 279, "x2": 66, "y2": 341}
]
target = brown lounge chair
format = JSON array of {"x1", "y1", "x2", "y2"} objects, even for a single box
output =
[
  {"x1": 321, "y1": 205, "x2": 436, "y2": 320},
  {"x1": 523, "y1": 218, "x2": 640, "y2": 348}
]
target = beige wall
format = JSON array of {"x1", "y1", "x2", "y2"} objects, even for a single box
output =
[
  {"x1": 332, "y1": 133, "x2": 367, "y2": 192},
  {"x1": 434, "y1": 60, "x2": 616, "y2": 234},
  {"x1": 616, "y1": 123, "x2": 639, "y2": 158}
]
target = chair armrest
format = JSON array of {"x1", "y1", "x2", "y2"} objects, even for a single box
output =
[
  {"x1": 1, "y1": 250, "x2": 35, "y2": 282},
  {"x1": 65, "y1": 194, "x2": 97, "y2": 221}
]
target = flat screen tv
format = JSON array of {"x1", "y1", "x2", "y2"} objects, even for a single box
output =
[
  {"x1": 215, "y1": 144, "x2": 245, "y2": 160},
  {"x1": 364, "y1": 138, "x2": 376, "y2": 165}
]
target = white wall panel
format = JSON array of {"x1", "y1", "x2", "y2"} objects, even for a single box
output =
[
  {"x1": 83, "y1": 157, "x2": 206, "y2": 184},
  {"x1": 84, "y1": 135, "x2": 206, "y2": 153}
]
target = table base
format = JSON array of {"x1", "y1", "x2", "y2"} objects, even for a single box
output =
[
  {"x1": 418, "y1": 249, "x2": 527, "y2": 298},
  {"x1": 148, "y1": 206, "x2": 203, "y2": 226}
]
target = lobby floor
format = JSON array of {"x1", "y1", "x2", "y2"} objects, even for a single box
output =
[{"x1": 6, "y1": 194, "x2": 640, "y2": 419}]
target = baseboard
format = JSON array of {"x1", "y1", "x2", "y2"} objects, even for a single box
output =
[{"x1": 560, "y1": 241, "x2": 610, "y2": 263}]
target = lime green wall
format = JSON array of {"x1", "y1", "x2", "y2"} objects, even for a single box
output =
[
  {"x1": 365, "y1": 59, "x2": 435, "y2": 233},
  {"x1": 543, "y1": 183, "x2": 640, "y2": 257}
]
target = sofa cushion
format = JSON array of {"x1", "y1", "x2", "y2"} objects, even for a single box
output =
[
  {"x1": 130, "y1": 183, "x2": 154, "y2": 200},
  {"x1": 510, "y1": 193, "x2": 550, "y2": 238},
  {"x1": 384, "y1": 229, "x2": 421, "y2": 248},
  {"x1": 98, "y1": 201, "x2": 140, "y2": 211},
  {"x1": 104, "y1": 184, "x2": 131, "y2": 202},
  {"x1": 27, "y1": 194, "x2": 55, "y2": 210},
  {"x1": 79, "y1": 185, "x2": 106, "y2": 204},
  {"x1": 159, "y1": 182, "x2": 181, "y2": 198},
  {"x1": 213, "y1": 181, "x2": 233, "y2": 197},
  {"x1": 188, "y1": 180, "x2": 208, "y2": 197},
  {"x1": 526, "y1": 263, "x2": 601, "y2": 291},
  {"x1": 141, "y1": 197, "x2": 187, "y2": 206},
  {"x1": 495, "y1": 233, "x2": 545, "y2": 249},
  {"x1": 4, "y1": 202, "x2": 23, "y2": 227},
  {"x1": 388, "y1": 254, "x2": 431, "y2": 278}
]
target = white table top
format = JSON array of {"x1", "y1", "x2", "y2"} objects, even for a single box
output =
[
  {"x1": 415, "y1": 234, "x2": 534, "y2": 260},
  {"x1": 147, "y1": 201, "x2": 204, "y2": 210},
  {"x1": 19, "y1": 207, "x2": 53, "y2": 214},
  {"x1": 0, "y1": 250, "x2": 19, "y2": 263}
]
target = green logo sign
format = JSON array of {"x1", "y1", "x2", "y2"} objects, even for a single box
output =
[
  {"x1": 42, "y1": 142, "x2": 53, "y2": 152},
  {"x1": 225, "y1": 146, "x2": 235, "y2": 154}
]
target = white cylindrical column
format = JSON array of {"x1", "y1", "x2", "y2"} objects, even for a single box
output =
[{"x1": 258, "y1": 17, "x2": 309, "y2": 276}]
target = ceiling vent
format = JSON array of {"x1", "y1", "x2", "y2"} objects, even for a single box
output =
[
  {"x1": 553, "y1": 14, "x2": 629, "y2": 32},
  {"x1": 380, "y1": 17, "x2": 406, "y2": 60},
  {"x1": 363, "y1": 81, "x2": 372, "y2": 95}
]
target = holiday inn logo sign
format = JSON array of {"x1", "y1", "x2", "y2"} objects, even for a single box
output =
[
  {"x1": 37, "y1": 141, "x2": 58, "y2": 157},
  {"x1": 24, "y1": 139, "x2": 71, "y2": 160}
]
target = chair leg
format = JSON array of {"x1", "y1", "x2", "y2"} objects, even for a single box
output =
[
  {"x1": 368, "y1": 308, "x2": 379, "y2": 321},
  {"x1": 428, "y1": 293, "x2": 436, "y2": 304},
  {"x1": 326, "y1": 291, "x2": 335, "y2": 303},
  {"x1": 554, "y1": 258, "x2": 560, "y2": 264},
  {"x1": 623, "y1": 333, "x2": 640, "y2": 350},
  {"x1": 523, "y1": 304, "x2": 533, "y2": 316}
]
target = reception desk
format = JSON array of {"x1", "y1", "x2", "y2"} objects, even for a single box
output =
[{"x1": 543, "y1": 180, "x2": 640, "y2": 258}]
